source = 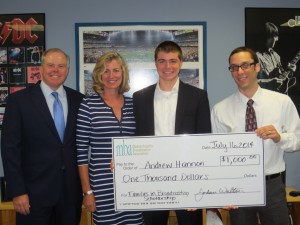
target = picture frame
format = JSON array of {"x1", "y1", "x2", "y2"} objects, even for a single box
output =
[
  {"x1": 0, "y1": 13, "x2": 45, "y2": 109},
  {"x1": 75, "y1": 22, "x2": 207, "y2": 97},
  {"x1": 245, "y1": 8, "x2": 300, "y2": 192},
  {"x1": 245, "y1": 8, "x2": 300, "y2": 113}
]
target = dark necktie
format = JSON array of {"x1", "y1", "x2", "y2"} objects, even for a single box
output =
[
  {"x1": 52, "y1": 92, "x2": 65, "y2": 141},
  {"x1": 245, "y1": 99, "x2": 257, "y2": 132}
]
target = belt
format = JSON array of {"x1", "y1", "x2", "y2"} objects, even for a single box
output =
[{"x1": 265, "y1": 172, "x2": 282, "y2": 181}]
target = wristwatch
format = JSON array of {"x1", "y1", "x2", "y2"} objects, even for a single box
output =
[{"x1": 83, "y1": 190, "x2": 93, "y2": 196}]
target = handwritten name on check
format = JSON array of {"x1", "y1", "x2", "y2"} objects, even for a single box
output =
[{"x1": 113, "y1": 133, "x2": 265, "y2": 211}]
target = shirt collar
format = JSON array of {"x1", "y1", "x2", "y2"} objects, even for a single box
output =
[
  {"x1": 40, "y1": 81, "x2": 65, "y2": 98},
  {"x1": 237, "y1": 86, "x2": 262, "y2": 106},
  {"x1": 155, "y1": 78, "x2": 179, "y2": 95}
]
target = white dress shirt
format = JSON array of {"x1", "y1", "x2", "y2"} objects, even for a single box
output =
[
  {"x1": 154, "y1": 78, "x2": 179, "y2": 136},
  {"x1": 211, "y1": 86, "x2": 300, "y2": 175}
]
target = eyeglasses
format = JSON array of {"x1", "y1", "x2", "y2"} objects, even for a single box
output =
[{"x1": 228, "y1": 62, "x2": 256, "y2": 72}]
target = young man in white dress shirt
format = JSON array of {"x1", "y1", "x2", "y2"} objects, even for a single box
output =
[{"x1": 133, "y1": 41, "x2": 211, "y2": 225}]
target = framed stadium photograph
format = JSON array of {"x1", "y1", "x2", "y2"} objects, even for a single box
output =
[{"x1": 75, "y1": 22, "x2": 207, "y2": 97}]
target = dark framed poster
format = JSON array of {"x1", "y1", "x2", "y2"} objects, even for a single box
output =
[
  {"x1": 246, "y1": 8, "x2": 300, "y2": 192},
  {"x1": 245, "y1": 8, "x2": 300, "y2": 113},
  {"x1": 0, "y1": 13, "x2": 45, "y2": 108},
  {"x1": 75, "y1": 22, "x2": 207, "y2": 97}
]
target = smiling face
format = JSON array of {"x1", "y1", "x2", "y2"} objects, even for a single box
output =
[
  {"x1": 41, "y1": 51, "x2": 69, "y2": 91},
  {"x1": 100, "y1": 59, "x2": 123, "y2": 92},
  {"x1": 229, "y1": 51, "x2": 260, "y2": 97},
  {"x1": 155, "y1": 51, "x2": 182, "y2": 86}
]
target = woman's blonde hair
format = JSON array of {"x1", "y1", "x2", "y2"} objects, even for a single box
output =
[{"x1": 92, "y1": 51, "x2": 130, "y2": 94}]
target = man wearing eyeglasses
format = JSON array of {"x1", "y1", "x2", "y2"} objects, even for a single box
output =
[{"x1": 211, "y1": 46, "x2": 300, "y2": 225}]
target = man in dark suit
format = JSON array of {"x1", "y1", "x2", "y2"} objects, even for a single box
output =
[
  {"x1": 133, "y1": 41, "x2": 211, "y2": 225},
  {"x1": 1, "y1": 48, "x2": 84, "y2": 225}
]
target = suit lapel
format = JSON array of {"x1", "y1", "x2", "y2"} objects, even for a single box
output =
[
  {"x1": 64, "y1": 88, "x2": 75, "y2": 142},
  {"x1": 145, "y1": 84, "x2": 156, "y2": 135},
  {"x1": 175, "y1": 81, "x2": 187, "y2": 134}
]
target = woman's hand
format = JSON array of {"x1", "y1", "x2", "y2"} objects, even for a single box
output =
[{"x1": 83, "y1": 194, "x2": 96, "y2": 212}]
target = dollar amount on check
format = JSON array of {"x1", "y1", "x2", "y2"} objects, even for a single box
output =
[{"x1": 113, "y1": 133, "x2": 265, "y2": 211}]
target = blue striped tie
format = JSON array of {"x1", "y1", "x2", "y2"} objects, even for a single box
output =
[{"x1": 52, "y1": 92, "x2": 65, "y2": 141}]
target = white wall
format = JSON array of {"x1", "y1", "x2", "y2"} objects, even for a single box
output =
[{"x1": 1, "y1": 0, "x2": 300, "y2": 188}]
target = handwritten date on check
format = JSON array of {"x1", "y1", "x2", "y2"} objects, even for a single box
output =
[{"x1": 113, "y1": 133, "x2": 265, "y2": 211}]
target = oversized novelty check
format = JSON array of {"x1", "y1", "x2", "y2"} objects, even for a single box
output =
[{"x1": 113, "y1": 133, "x2": 265, "y2": 211}]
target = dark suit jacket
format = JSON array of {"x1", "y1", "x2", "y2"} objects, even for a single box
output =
[
  {"x1": 133, "y1": 80, "x2": 211, "y2": 136},
  {"x1": 1, "y1": 82, "x2": 84, "y2": 207}
]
